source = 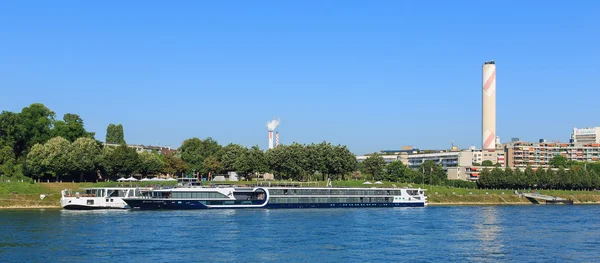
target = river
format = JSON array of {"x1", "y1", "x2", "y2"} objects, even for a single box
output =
[{"x1": 1, "y1": 206, "x2": 599, "y2": 262}]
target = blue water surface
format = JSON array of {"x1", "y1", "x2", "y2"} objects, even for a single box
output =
[{"x1": 1, "y1": 206, "x2": 600, "y2": 263}]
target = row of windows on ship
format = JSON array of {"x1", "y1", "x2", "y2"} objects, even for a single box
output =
[
  {"x1": 268, "y1": 189, "x2": 409, "y2": 196},
  {"x1": 269, "y1": 197, "x2": 418, "y2": 204}
]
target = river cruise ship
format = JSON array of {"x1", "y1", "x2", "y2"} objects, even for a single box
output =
[
  {"x1": 60, "y1": 187, "x2": 146, "y2": 210},
  {"x1": 123, "y1": 187, "x2": 427, "y2": 210}
]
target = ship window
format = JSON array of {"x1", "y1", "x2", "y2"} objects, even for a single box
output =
[
  {"x1": 270, "y1": 189, "x2": 284, "y2": 195},
  {"x1": 87, "y1": 200, "x2": 94, "y2": 205}
]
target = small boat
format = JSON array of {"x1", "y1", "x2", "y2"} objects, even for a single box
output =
[
  {"x1": 123, "y1": 187, "x2": 427, "y2": 210},
  {"x1": 60, "y1": 187, "x2": 146, "y2": 210}
]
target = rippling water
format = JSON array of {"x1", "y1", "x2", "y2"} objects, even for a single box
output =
[{"x1": 1, "y1": 206, "x2": 600, "y2": 262}]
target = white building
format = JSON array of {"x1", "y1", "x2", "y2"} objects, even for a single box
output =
[{"x1": 571, "y1": 127, "x2": 600, "y2": 144}]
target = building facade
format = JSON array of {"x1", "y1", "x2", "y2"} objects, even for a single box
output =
[
  {"x1": 571, "y1": 127, "x2": 600, "y2": 144},
  {"x1": 103, "y1": 143, "x2": 175, "y2": 155},
  {"x1": 504, "y1": 141, "x2": 600, "y2": 168},
  {"x1": 357, "y1": 149, "x2": 492, "y2": 171}
]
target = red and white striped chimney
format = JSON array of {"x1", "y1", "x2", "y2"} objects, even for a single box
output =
[
  {"x1": 268, "y1": 131, "x2": 274, "y2": 149},
  {"x1": 275, "y1": 132, "x2": 279, "y2": 147}
]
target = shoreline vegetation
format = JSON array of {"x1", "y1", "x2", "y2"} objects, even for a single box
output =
[{"x1": 1, "y1": 180, "x2": 599, "y2": 209}]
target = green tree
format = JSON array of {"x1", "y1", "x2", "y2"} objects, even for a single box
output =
[
  {"x1": 70, "y1": 137, "x2": 101, "y2": 181},
  {"x1": 236, "y1": 145, "x2": 268, "y2": 180},
  {"x1": 102, "y1": 144, "x2": 139, "y2": 177},
  {"x1": 306, "y1": 142, "x2": 329, "y2": 180},
  {"x1": 556, "y1": 168, "x2": 570, "y2": 190},
  {"x1": 0, "y1": 139, "x2": 19, "y2": 178},
  {"x1": 569, "y1": 166, "x2": 584, "y2": 190},
  {"x1": 419, "y1": 161, "x2": 445, "y2": 185},
  {"x1": 248, "y1": 145, "x2": 269, "y2": 179},
  {"x1": 536, "y1": 168, "x2": 548, "y2": 189},
  {"x1": 491, "y1": 167, "x2": 504, "y2": 188},
  {"x1": 43, "y1": 137, "x2": 72, "y2": 181},
  {"x1": 266, "y1": 143, "x2": 308, "y2": 181},
  {"x1": 546, "y1": 169, "x2": 558, "y2": 190},
  {"x1": 163, "y1": 153, "x2": 188, "y2": 177},
  {"x1": 523, "y1": 166, "x2": 537, "y2": 189},
  {"x1": 386, "y1": 161, "x2": 410, "y2": 182},
  {"x1": 503, "y1": 167, "x2": 514, "y2": 189},
  {"x1": 481, "y1": 160, "x2": 494, "y2": 166},
  {"x1": 363, "y1": 153, "x2": 385, "y2": 181},
  {"x1": 105, "y1": 124, "x2": 125, "y2": 144},
  {"x1": 25, "y1": 143, "x2": 48, "y2": 178},
  {"x1": 513, "y1": 168, "x2": 525, "y2": 189},
  {"x1": 179, "y1": 137, "x2": 222, "y2": 175},
  {"x1": 220, "y1": 144, "x2": 247, "y2": 172},
  {"x1": 203, "y1": 155, "x2": 222, "y2": 178},
  {"x1": 53, "y1": 113, "x2": 95, "y2": 142},
  {"x1": 329, "y1": 145, "x2": 357, "y2": 181},
  {"x1": 0, "y1": 139, "x2": 15, "y2": 165},
  {"x1": 478, "y1": 168, "x2": 492, "y2": 188},
  {"x1": 0, "y1": 111, "x2": 26, "y2": 158},
  {"x1": 137, "y1": 151, "x2": 164, "y2": 177},
  {"x1": 590, "y1": 169, "x2": 600, "y2": 190},
  {"x1": 20, "y1": 103, "x2": 56, "y2": 153},
  {"x1": 2, "y1": 104, "x2": 55, "y2": 159},
  {"x1": 550, "y1": 155, "x2": 568, "y2": 168}
]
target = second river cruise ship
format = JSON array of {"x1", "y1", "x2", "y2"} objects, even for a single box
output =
[{"x1": 123, "y1": 186, "x2": 427, "y2": 209}]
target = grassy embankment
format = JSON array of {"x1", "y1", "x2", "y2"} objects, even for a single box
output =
[{"x1": 1, "y1": 180, "x2": 599, "y2": 208}]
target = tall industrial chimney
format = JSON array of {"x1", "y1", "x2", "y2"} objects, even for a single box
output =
[
  {"x1": 482, "y1": 60, "x2": 496, "y2": 150},
  {"x1": 275, "y1": 132, "x2": 279, "y2": 147},
  {"x1": 266, "y1": 118, "x2": 280, "y2": 150}
]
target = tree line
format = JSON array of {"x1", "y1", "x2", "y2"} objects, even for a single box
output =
[
  {"x1": 178, "y1": 138, "x2": 357, "y2": 181},
  {"x1": 0, "y1": 103, "x2": 186, "y2": 181},
  {"x1": 0, "y1": 103, "x2": 360, "y2": 182},
  {"x1": 478, "y1": 157, "x2": 600, "y2": 191}
]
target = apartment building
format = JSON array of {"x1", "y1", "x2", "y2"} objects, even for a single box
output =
[
  {"x1": 357, "y1": 150, "x2": 481, "y2": 171},
  {"x1": 103, "y1": 143, "x2": 175, "y2": 155},
  {"x1": 504, "y1": 141, "x2": 600, "y2": 168}
]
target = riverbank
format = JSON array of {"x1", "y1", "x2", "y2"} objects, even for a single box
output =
[{"x1": 1, "y1": 181, "x2": 599, "y2": 208}]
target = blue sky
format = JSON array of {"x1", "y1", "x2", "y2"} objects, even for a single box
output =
[{"x1": 1, "y1": 1, "x2": 599, "y2": 154}]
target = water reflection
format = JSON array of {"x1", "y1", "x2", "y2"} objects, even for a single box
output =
[{"x1": 471, "y1": 206, "x2": 504, "y2": 262}]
